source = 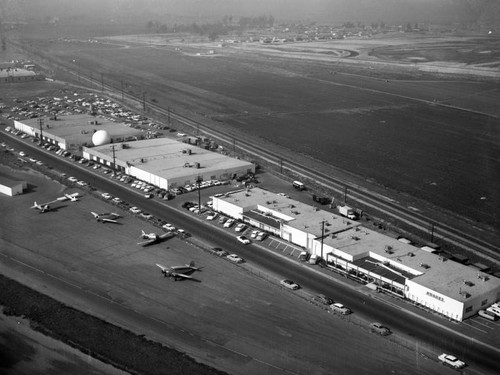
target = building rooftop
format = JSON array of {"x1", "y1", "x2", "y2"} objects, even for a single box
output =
[
  {"x1": 322, "y1": 226, "x2": 500, "y2": 300},
  {"x1": 222, "y1": 187, "x2": 360, "y2": 237},
  {"x1": 0, "y1": 68, "x2": 38, "y2": 78},
  {"x1": 89, "y1": 138, "x2": 254, "y2": 179},
  {"x1": 19, "y1": 114, "x2": 142, "y2": 146}
]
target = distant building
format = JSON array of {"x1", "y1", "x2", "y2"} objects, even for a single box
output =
[
  {"x1": 212, "y1": 187, "x2": 500, "y2": 322},
  {"x1": 0, "y1": 67, "x2": 44, "y2": 83}
]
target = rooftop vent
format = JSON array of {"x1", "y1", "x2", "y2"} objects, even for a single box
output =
[
  {"x1": 477, "y1": 273, "x2": 489, "y2": 281},
  {"x1": 351, "y1": 236, "x2": 360, "y2": 241},
  {"x1": 420, "y1": 263, "x2": 430, "y2": 269},
  {"x1": 463, "y1": 280, "x2": 474, "y2": 287},
  {"x1": 408, "y1": 252, "x2": 415, "y2": 257},
  {"x1": 384, "y1": 245, "x2": 394, "y2": 254},
  {"x1": 459, "y1": 290, "x2": 471, "y2": 298}
]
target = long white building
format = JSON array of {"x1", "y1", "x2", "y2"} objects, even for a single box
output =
[
  {"x1": 212, "y1": 187, "x2": 500, "y2": 322},
  {"x1": 83, "y1": 138, "x2": 255, "y2": 190}
]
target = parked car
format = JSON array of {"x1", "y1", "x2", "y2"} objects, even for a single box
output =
[
  {"x1": 218, "y1": 216, "x2": 227, "y2": 225},
  {"x1": 237, "y1": 235, "x2": 251, "y2": 245},
  {"x1": 369, "y1": 322, "x2": 391, "y2": 336},
  {"x1": 101, "y1": 193, "x2": 112, "y2": 200},
  {"x1": 129, "y1": 206, "x2": 142, "y2": 214},
  {"x1": 250, "y1": 230, "x2": 259, "y2": 239},
  {"x1": 162, "y1": 223, "x2": 176, "y2": 231},
  {"x1": 280, "y1": 279, "x2": 300, "y2": 290},
  {"x1": 223, "y1": 219, "x2": 235, "y2": 228},
  {"x1": 234, "y1": 223, "x2": 246, "y2": 232},
  {"x1": 212, "y1": 248, "x2": 229, "y2": 257},
  {"x1": 330, "y1": 303, "x2": 352, "y2": 315},
  {"x1": 313, "y1": 294, "x2": 333, "y2": 306},
  {"x1": 256, "y1": 232, "x2": 268, "y2": 241},
  {"x1": 144, "y1": 193, "x2": 153, "y2": 199},
  {"x1": 438, "y1": 353, "x2": 466, "y2": 369},
  {"x1": 226, "y1": 254, "x2": 244, "y2": 263},
  {"x1": 140, "y1": 212, "x2": 153, "y2": 220},
  {"x1": 112, "y1": 197, "x2": 122, "y2": 204},
  {"x1": 479, "y1": 309, "x2": 498, "y2": 321},
  {"x1": 206, "y1": 212, "x2": 218, "y2": 221}
]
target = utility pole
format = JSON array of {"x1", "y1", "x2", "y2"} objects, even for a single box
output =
[
  {"x1": 100, "y1": 72, "x2": 104, "y2": 91},
  {"x1": 320, "y1": 220, "x2": 325, "y2": 261},
  {"x1": 111, "y1": 144, "x2": 117, "y2": 175},
  {"x1": 167, "y1": 107, "x2": 171, "y2": 126},
  {"x1": 142, "y1": 92, "x2": 146, "y2": 112},
  {"x1": 280, "y1": 159, "x2": 283, "y2": 174},
  {"x1": 90, "y1": 71, "x2": 93, "y2": 88},
  {"x1": 38, "y1": 118, "x2": 44, "y2": 145},
  {"x1": 344, "y1": 186, "x2": 348, "y2": 204},
  {"x1": 196, "y1": 176, "x2": 203, "y2": 214},
  {"x1": 233, "y1": 138, "x2": 236, "y2": 158},
  {"x1": 430, "y1": 222, "x2": 435, "y2": 243},
  {"x1": 120, "y1": 80, "x2": 124, "y2": 101}
]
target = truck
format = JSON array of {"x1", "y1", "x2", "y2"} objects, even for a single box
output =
[
  {"x1": 338, "y1": 205, "x2": 357, "y2": 220},
  {"x1": 438, "y1": 353, "x2": 466, "y2": 369}
]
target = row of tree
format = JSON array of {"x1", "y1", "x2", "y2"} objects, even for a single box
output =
[{"x1": 146, "y1": 15, "x2": 275, "y2": 40}]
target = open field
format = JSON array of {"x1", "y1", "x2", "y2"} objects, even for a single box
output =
[
  {"x1": 0, "y1": 163, "x2": 449, "y2": 375},
  {"x1": 7, "y1": 27, "x2": 500, "y2": 233}
]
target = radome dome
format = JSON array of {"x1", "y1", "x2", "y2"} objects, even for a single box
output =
[{"x1": 92, "y1": 130, "x2": 111, "y2": 146}]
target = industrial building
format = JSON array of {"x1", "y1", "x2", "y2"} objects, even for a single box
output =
[
  {"x1": 212, "y1": 187, "x2": 500, "y2": 321},
  {"x1": 0, "y1": 67, "x2": 44, "y2": 83},
  {"x1": 83, "y1": 138, "x2": 255, "y2": 190},
  {"x1": 0, "y1": 172, "x2": 27, "y2": 196},
  {"x1": 14, "y1": 114, "x2": 143, "y2": 152}
]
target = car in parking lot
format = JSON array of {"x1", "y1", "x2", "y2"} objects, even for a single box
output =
[
  {"x1": 223, "y1": 219, "x2": 235, "y2": 228},
  {"x1": 206, "y1": 212, "x2": 218, "y2": 221},
  {"x1": 280, "y1": 279, "x2": 300, "y2": 290},
  {"x1": 237, "y1": 235, "x2": 251, "y2": 245},
  {"x1": 226, "y1": 254, "x2": 244, "y2": 263},
  {"x1": 256, "y1": 232, "x2": 268, "y2": 241},
  {"x1": 68, "y1": 176, "x2": 78, "y2": 182},
  {"x1": 330, "y1": 303, "x2": 352, "y2": 315},
  {"x1": 234, "y1": 223, "x2": 246, "y2": 232},
  {"x1": 76, "y1": 180, "x2": 88, "y2": 186},
  {"x1": 18, "y1": 151, "x2": 26, "y2": 157},
  {"x1": 112, "y1": 197, "x2": 122, "y2": 204},
  {"x1": 218, "y1": 216, "x2": 227, "y2": 225},
  {"x1": 250, "y1": 230, "x2": 259, "y2": 239},
  {"x1": 212, "y1": 247, "x2": 229, "y2": 257},
  {"x1": 313, "y1": 294, "x2": 333, "y2": 305},
  {"x1": 129, "y1": 206, "x2": 142, "y2": 214},
  {"x1": 144, "y1": 193, "x2": 153, "y2": 199},
  {"x1": 101, "y1": 192, "x2": 112, "y2": 200},
  {"x1": 369, "y1": 322, "x2": 391, "y2": 336}
]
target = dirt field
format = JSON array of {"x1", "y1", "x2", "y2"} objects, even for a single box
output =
[{"x1": 8, "y1": 27, "x2": 499, "y2": 232}]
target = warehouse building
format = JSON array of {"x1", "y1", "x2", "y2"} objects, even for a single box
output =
[
  {"x1": 0, "y1": 67, "x2": 44, "y2": 83},
  {"x1": 0, "y1": 172, "x2": 27, "y2": 196},
  {"x1": 212, "y1": 187, "x2": 500, "y2": 321},
  {"x1": 14, "y1": 114, "x2": 143, "y2": 152},
  {"x1": 83, "y1": 138, "x2": 255, "y2": 190}
]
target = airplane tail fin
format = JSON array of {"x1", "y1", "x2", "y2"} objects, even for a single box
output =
[
  {"x1": 189, "y1": 261, "x2": 195, "y2": 268},
  {"x1": 141, "y1": 230, "x2": 146, "y2": 237}
]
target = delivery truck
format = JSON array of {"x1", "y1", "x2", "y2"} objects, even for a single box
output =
[{"x1": 338, "y1": 205, "x2": 357, "y2": 220}]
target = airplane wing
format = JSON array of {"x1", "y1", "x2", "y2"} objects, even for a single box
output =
[
  {"x1": 159, "y1": 232, "x2": 175, "y2": 240},
  {"x1": 101, "y1": 218, "x2": 118, "y2": 223},
  {"x1": 171, "y1": 272, "x2": 193, "y2": 279},
  {"x1": 156, "y1": 264, "x2": 168, "y2": 272},
  {"x1": 138, "y1": 238, "x2": 155, "y2": 246}
]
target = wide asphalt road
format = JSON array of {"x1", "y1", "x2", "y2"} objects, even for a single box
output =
[{"x1": 2, "y1": 130, "x2": 499, "y2": 374}]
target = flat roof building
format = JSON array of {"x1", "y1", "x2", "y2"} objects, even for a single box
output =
[
  {"x1": 0, "y1": 67, "x2": 44, "y2": 83},
  {"x1": 14, "y1": 114, "x2": 143, "y2": 151},
  {"x1": 83, "y1": 138, "x2": 255, "y2": 190},
  {"x1": 0, "y1": 172, "x2": 26, "y2": 196},
  {"x1": 212, "y1": 187, "x2": 500, "y2": 321}
]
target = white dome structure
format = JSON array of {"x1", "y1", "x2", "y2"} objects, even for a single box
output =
[{"x1": 92, "y1": 130, "x2": 111, "y2": 146}]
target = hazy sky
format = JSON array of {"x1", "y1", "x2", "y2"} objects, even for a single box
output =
[{"x1": 0, "y1": 0, "x2": 497, "y2": 26}]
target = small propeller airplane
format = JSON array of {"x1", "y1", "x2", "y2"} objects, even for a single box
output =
[
  {"x1": 91, "y1": 212, "x2": 121, "y2": 223},
  {"x1": 156, "y1": 262, "x2": 201, "y2": 281},
  {"x1": 138, "y1": 230, "x2": 175, "y2": 246},
  {"x1": 31, "y1": 193, "x2": 80, "y2": 213}
]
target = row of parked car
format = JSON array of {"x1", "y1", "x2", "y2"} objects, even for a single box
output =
[{"x1": 478, "y1": 302, "x2": 500, "y2": 321}]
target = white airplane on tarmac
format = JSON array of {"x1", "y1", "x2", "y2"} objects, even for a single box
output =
[
  {"x1": 156, "y1": 262, "x2": 201, "y2": 281},
  {"x1": 138, "y1": 230, "x2": 175, "y2": 246},
  {"x1": 31, "y1": 192, "x2": 80, "y2": 213},
  {"x1": 91, "y1": 212, "x2": 121, "y2": 223}
]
